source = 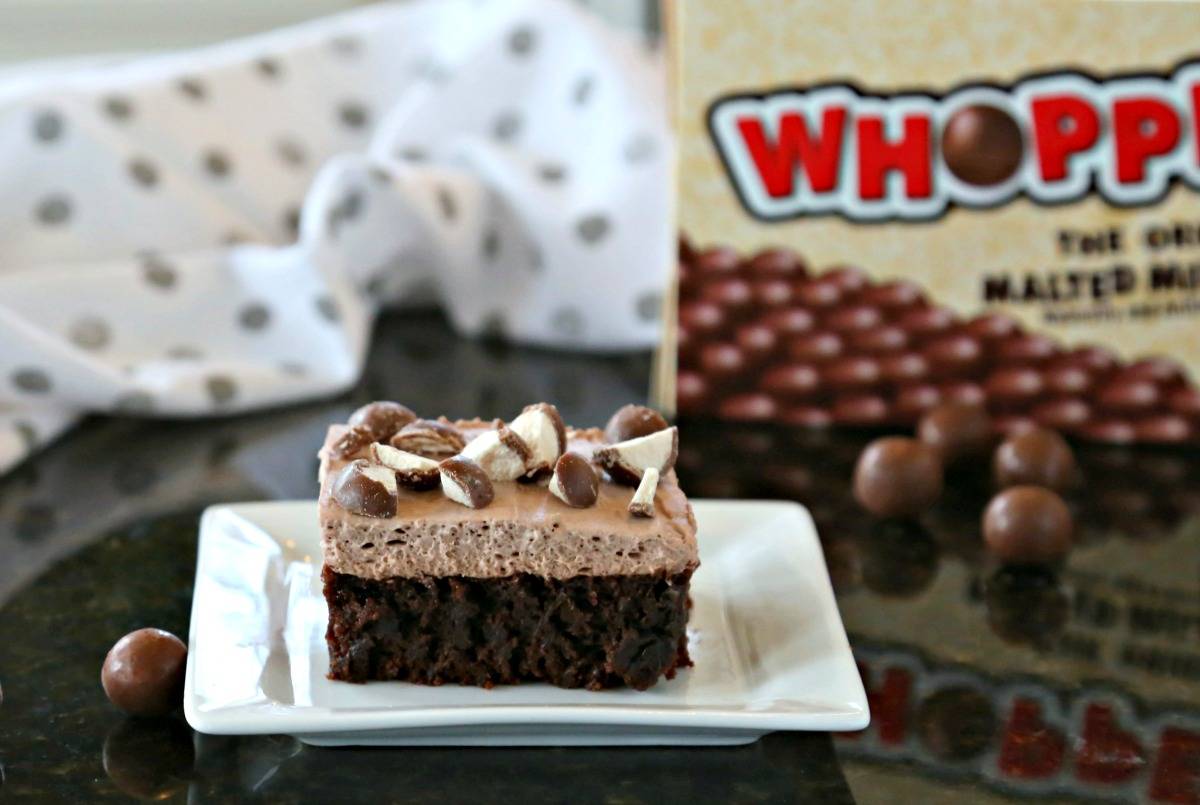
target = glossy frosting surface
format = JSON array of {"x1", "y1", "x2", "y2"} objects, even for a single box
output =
[{"x1": 318, "y1": 420, "x2": 698, "y2": 579}]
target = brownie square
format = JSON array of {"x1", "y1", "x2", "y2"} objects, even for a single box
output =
[
  {"x1": 318, "y1": 404, "x2": 699, "y2": 691},
  {"x1": 323, "y1": 566, "x2": 693, "y2": 690}
]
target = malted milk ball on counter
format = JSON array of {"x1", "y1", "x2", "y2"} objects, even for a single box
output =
[
  {"x1": 983, "y1": 486, "x2": 1073, "y2": 563},
  {"x1": 101, "y1": 628, "x2": 188, "y2": 717},
  {"x1": 993, "y1": 426, "x2": 1078, "y2": 492},
  {"x1": 853, "y1": 437, "x2": 944, "y2": 518},
  {"x1": 917, "y1": 402, "x2": 994, "y2": 464}
]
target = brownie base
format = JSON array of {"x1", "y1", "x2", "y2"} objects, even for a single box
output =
[{"x1": 322, "y1": 566, "x2": 693, "y2": 690}]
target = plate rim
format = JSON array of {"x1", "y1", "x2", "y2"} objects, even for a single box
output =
[{"x1": 183, "y1": 499, "x2": 869, "y2": 737}]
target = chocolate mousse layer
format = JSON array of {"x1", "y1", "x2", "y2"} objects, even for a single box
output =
[{"x1": 319, "y1": 422, "x2": 698, "y2": 579}]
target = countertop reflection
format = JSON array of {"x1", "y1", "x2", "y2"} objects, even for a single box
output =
[{"x1": 0, "y1": 311, "x2": 1197, "y2": 804}]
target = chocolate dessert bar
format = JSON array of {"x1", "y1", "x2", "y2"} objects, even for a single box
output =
[{"x1": 318, "y1": 402, "x2": 697, "y2": 690}]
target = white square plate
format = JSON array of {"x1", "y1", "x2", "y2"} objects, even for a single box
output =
[{"x1": 183, "y1": 500, "x2": 867, "y2": 746}]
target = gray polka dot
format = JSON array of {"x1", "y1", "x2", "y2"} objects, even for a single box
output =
[
  {"x1": 112, "y1": 391, "x2": 155, "y2": 414},
  {"x1": 482, "y1": 228, "x2": 501, "y2": 261},
  {"x1": 538, "y1": 163, "x2": 566, "y2": 183},
  {"x1": 255, "y1": 57, "x2": 282, "y2": 79},
  {"x1": 166, "y1": 345, "x2": 203, "y2": 360},
  {"x1": 624, "y1": 133, "x2": 657, "y2": 163},
  {"x1": 327, "y1": 191, "x2": 363, "y2": 237},
  {"x1": 315, "y1": 295, "x2": 340, "y2": 323},
  {"x1": 35, "y1": 195, "x2": 71, "y2": 226},
  {"x1": 141, "y1": 254, "x2": 178, "y2": 290},
  {"x1": 572, "y1": 75, "x2": 595, "y2": 106},
  {"x1": 283, "y1": 205, "x2": 301, "y2": 236},
  {"x1": 364, "y1": 273, "x2": 389, "y2": 299},
  {"x1": 368, "y1": 165, "x2": 392, "y2": 185},
  {"x1": 33, "y1": 110, "x2": 63, "y2": 142},
  {"x1": 436, "y1": 187, "x2": 457, "y2": 221},
  {"x1": 397, "y1": 146, "x2": 428, "y2": 162},
  {"x1": 206, "y1": 375, "x2": 237, "y2": 406},
  {"x1": 178, "y1": 77, "x2": 207, "y2": 101},
  {"x1": 102, "y1": 95, "x2": 133, "y2": 121},
  {"x1": 576, "y1": 213, "x2": 611, "y2": 244},
  {"x1": 14, "y1": 420, "x2": 37, "y2": 450},
  {"x1": 206, "y1": 435, "x2": 240, "y2": 468},
  {"x1": 550, "y1": 307, "x2": 585, "y2": 339},
  {"x1": 479, "y1": 311, "x2": 509, "y2": 340},
  {"x1": 493, "y1": 111, "x2": 522, "y2": 142},
  {"x1": 69, "y1": 316, "x2": 112, "y2": 350},
  {"x1": 223, "y1": 230, "x2": 249, "y2": 246},
  {"x1": 338, "y1": 101, "x2": 370, "y2": 130},
  {"x1": 238, "y1": 302, "x2": 271, "y2": 331},
  {"x1": 330, "y1": 35, "x2": 362, "y2": 56},
  {"x1": 12, "y1": 368, "x2": 52, "y2": 394},
  {"x1": 280, "y1": 361, "x2": 307, "y2": 377},
  {"x1": 128, "y1": 157, "x2": 159, "y2": 188},
  {"x1": 636, "y1": 291, "x2": 663, "y2": 322},
  {"x1": 203, "y1": 149, "x2": 232, "y2": 178},
  {"x1": 342, "y1": 190, "x2": 363, "y2": 220},
  {"x1": 276, "y1": 138, "x2": 306, "y2": 167},
  {"x1": 508, "y1": 25, "x2": 537, "y2": 56}
]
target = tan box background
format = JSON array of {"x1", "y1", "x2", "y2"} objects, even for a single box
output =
[{"x1": 675, "y1": 0, "x2": 1200, "y2": 373}]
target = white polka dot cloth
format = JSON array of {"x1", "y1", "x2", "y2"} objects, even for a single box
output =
[{"x1": 0, "y1": 0, "x2": 670, "y2": 474}]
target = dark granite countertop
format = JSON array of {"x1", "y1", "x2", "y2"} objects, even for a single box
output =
[{"x1": 1, "y1": 311, "x2": 1197, "y2": 804}]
